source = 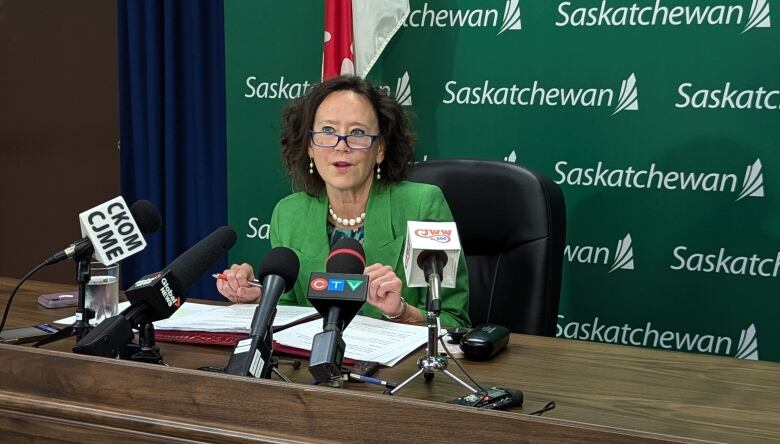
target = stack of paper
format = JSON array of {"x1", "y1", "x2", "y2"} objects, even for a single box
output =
[
  {"x1": 153, "y1": 303, "x2": 318, "y2": 332},
  {"x1": 55, "y1": 301, "x2": 319, "y2": 332},
  {"x1": 55, "y1": 303, "x2": 428, "y2": 365},
  {"x1": 273, "y1": 315, "x2": 428, "y2": 366}
]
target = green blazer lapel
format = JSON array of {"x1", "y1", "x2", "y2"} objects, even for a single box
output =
[
  {"x1": 364, "y1": 184, "x2": 405, "y2": 268},
  {"x1": 299, "y1": 192, "x2": 330, "y2": 264}
]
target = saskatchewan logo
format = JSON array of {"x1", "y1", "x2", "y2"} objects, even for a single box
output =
[
  {"x1": 555, "y1": 0, "x2": 771, "y2": 33},
  {"x1": 378, "y1": 71, "x2": 413, "y2": 106},
  {"x1": 405, "y1": 0, "x2": 522, "y2": 35},
  {"x1": 610, "y1": 234, "x2": 635, "y2": 272},
  {"x1": 564, "y1": 233, "x2": 635, "y2": 272},
  {"x1": 744, "y1": 0, "x2": 772, "y2": 32},
  {"x1": 554, "y1": 158, "x2": 765, "y2": 202},
  {"x1": 395, "y1": 71, "x2": 413, "y2": 106},
  {"x1": 613, "y1": 73, "x2": 639, "y2": 115},
  {"x1": 735, "y1": 323, "x2": 759, "y2": 359},
  {"x1": 243, "y1": 76, "x2": 313, "y2": 99},
  {"x1": 558, "y1": 315, "x2": 760, "y2": 360},
  {"x1": 500, "y1": 0, "x2": 523, "y2": 34},
  {"x1": 443, "y1": 72, "x2": 639, "y2": 115},
  {"x1": 737, "y1": 159, "x2": 764, "y2": 201}
]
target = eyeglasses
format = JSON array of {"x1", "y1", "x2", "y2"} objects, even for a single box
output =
[{"x1": 309, "y1": 131, "x2": 381, "y2": 151}]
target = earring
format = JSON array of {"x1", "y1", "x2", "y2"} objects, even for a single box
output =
[
  {"x1": 376, "y1": 163, "x2": 381, "y2": 180},
  {"x1": 309, "y1": 158, "x2": 314, "y2": 175}
]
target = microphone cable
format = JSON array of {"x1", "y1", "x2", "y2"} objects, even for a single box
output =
[
  {"x1": 437, "y1": 332, "x2": 556, "y2": 416},
  {"x1": 528, "y1": 401, "x2": 556, "y2": 416},
  {"x1": 437, "y1": 332, "x2": 487, "y2": 394},
  {"x1": 0, "y1": 262, "x2": 47, "y2": 334}
]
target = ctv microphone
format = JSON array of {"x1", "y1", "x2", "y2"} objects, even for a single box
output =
[
  {"x1": 225, "y1": 247, "x2": 299, "y2": 378},
  {"x1": 308, "y1": 238, "x2": 369, "y2": 385},
  {"x1": 73, "y1": 226, "x2": 237, "y2": 357},
  {"x1": 45, "y1": 198, "x2": 162, "y2": 266}
]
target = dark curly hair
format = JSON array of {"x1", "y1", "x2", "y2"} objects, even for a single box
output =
[{"x1": 280, "y1": 75, "x2": 415, "y2": 196}]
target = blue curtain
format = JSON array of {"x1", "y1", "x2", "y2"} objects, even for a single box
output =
[{"x1": 118, "y1": 0, "x2": 227, "y2": 300}]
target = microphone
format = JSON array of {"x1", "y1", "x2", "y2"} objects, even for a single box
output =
[
  {"x1": 403, "y1": 221, "x2": 462, "y2": 315},
  {"x1": 416, "y1": 250, "x2": 447, "y2": 315},
  {"x1": 73, "y1": 226, "x2": 237, "y2": 357},
  {"x1": 308, "y1": 238, "x2": 369, "y2": 385},
  {"x1": 402, "y1": 221, "x2": 462, "y2": 289},
  {"x1": 225, "y1": 247, "x2": 299, "y2": 378},
  {"x1": 44, "y1": 199, "x2": 162, "y2": 266}
]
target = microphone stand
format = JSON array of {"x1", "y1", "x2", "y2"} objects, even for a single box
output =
[
  {"x1": 388, "y1": 272, "x2": 477, "y2": 396},
  {"x1": 35, "y1": 252, "x2": 95, "y2": 347},
  {"x1": 121, "y1": 322, "x2": 164, "y2": 364},
  {"x1": 256, "y1": 309, "x2": 295, "y2": 382}
]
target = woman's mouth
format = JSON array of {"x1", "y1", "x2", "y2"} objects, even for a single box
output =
[{"x1": 333, "y1": 161, "x2": 352, "y2": 171}]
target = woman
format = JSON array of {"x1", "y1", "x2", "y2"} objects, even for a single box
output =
[{"x1": 217, "y1": 76, "x2": 470, "y2": 328}]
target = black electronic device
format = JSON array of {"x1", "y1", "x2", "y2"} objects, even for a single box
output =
[
  {"x1": 308, "y1": 238, "x2": 368, "y2": 385},
  {"x1": 448, "y1": 387, "x2": 523, "y2": 410},
  {"x1": 350, "y1": 360, "x2": 380, "y2": 377},
  {"x1": 446, "y1": 327, "x2": 468, "y2": 344},
  {"x1": 459, "y1": 323, "x2": 509, "y2": 361},
  {"x1": 0, "y1": 323, "x2": 60, "y2": 344},
  {"x1": 225, "y1": 247, "x2": 300, "y2": 378}
]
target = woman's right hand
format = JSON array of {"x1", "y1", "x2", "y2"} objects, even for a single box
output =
[{"x1": 216, "y1": 263, "x2": 262, "y2": 304}]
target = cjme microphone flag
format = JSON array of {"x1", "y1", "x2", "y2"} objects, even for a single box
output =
[
  {"x1": 404, "y1": 221, "x2": 461, "y2": 288},
  {"x1": 79, "y1": 196, "x2": 146, "y2": 265}
]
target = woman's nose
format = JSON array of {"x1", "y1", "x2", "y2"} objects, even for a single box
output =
[{"x1": 333, "y1": 138, "x2": 350, "y2": 152}]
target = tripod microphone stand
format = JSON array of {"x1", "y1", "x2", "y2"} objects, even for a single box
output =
[
  {"x1": 35, "y1": 252, "x2": 95, "y2": 347},
  {"x1": 388, "y1": 272, "x2": 477, "y2": 396}
]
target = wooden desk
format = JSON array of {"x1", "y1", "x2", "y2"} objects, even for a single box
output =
[{"x1": 1, "y1": 278, "x2": 778, "y2": 443}]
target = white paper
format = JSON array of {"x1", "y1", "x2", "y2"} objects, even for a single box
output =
[
  {"x1": 273, "y1": 315, "x2": 428, "y2": 367},
  {"x1": 55, "y1": 301, "x2": 318, "y2": 333},
  {"x1": 153, "y1": 304, "x2": 318, "y2": 332}
]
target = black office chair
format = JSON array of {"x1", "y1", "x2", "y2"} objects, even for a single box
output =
[{"x1": 410, "y1": 159, "x2": 566, "y2": 336}]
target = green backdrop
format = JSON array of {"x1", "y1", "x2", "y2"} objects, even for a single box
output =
[{"x1": 225, "y1": 0, "x2": 778, "y2": 361}]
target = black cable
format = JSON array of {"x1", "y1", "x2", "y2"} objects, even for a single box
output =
[
  {"x1": 437, "y1": 332, "x2": 487, "y2": 393},
  {"x1": 0, "y1": 262, "x2": 47, "y2": 333},
  {"x1": 528, "y1": 401, "x2": 556, "y2": 416},
  {"x1": 439, "y1": 332, "x2": 556, "y2": 414}
]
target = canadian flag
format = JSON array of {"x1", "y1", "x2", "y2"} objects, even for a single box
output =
[{"x1": 322, "y1": 0, "x2": 409, "y2": 80}]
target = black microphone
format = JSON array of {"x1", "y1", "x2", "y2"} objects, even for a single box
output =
[
  {"x1": 308, "y1": 238, "x2": 368, "y2": 385},
  {"x1": 124, "y1": 225, "x2": 238, "y2": 324},
  {"x1": 225, "y1": 247, "x2": 299, "y2": 378},
  {"x1": 44, "y1": 199, "x2": 162, "y2": 265},
  {"x1": 416, "y1": 249, "x2": 447, "y2": 315},
  {"x1": 73, "y1": 226, "x2": 237, "y2": 357}
]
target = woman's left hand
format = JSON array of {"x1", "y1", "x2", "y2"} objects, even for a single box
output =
[{"x1": 364, "y1": 263, "x2": 404, "y2": 317}]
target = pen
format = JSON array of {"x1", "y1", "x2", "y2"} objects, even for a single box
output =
[
  {"x1": 211, "y1": 273, "x2": 263, "y2": 289},
  {"x1": 346, "y1": 373, "x2": 397, "y2": 389}
]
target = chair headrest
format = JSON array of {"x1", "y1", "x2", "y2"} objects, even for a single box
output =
[{"x1": 410, "y1": 159, "x2": 563, "y2": 255}]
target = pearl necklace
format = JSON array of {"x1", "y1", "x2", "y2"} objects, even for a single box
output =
[{"x1": 328, "y1": 205, "x2": 366, "y2": 227}]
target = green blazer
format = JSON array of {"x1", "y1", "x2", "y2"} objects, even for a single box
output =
[{"x1": 270, "y1": 181, "x2": 471, "y2": 328}]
